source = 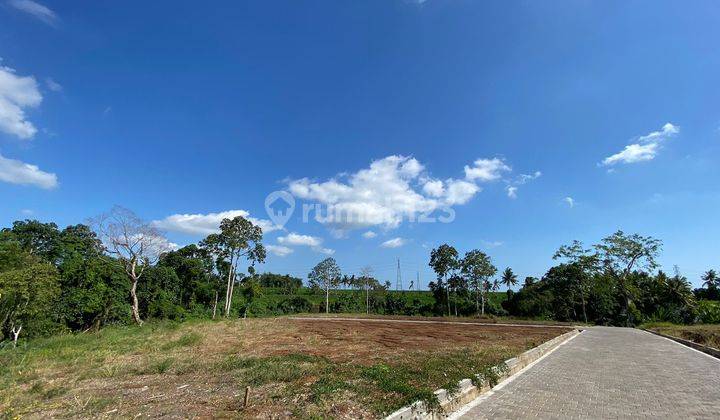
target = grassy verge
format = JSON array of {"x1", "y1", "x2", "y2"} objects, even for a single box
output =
[
  {"x1": 642, "y1": 322, "x2": 720, "y2": 349},
  {"x1": 1, "y1": 317, "x2": 566, "y2": 418}
]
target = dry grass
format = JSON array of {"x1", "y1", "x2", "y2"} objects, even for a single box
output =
[
  {"x1": 0, "y1": 317, "x2": 568, "y2": 419},
  {"x1": 645, "y1": 323, "x2": 720, "y2": 349}
]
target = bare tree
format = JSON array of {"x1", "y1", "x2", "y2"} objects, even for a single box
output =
[{"x1": 90, "y1": 206, "x2": 170, "y2": 325}]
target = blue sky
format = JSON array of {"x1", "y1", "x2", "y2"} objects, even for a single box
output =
[{"x1": 2, "y1": 0, "x2": 719, "y2": 288}]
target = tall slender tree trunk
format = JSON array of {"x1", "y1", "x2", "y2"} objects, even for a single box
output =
[
  {"x1": 454, "y1": 290, "x2": 458, "y2": 316},
  {"x1": 476, "y1": 288, "x2": 480, "y2": 315},
  {"x1": 224, "y1": 255, "x2": 236, "y2": 317},
  {"x1": 129, "y1": 260, "x2": 143, "y2": 325},
  {"x1": 227, "y1": 265, "x2": 237, "y2": 318},
  {"x1": 325, "y1": 284, "x2": 330, "y2": 314},
  {"x1": 445, "y1": 275, "x2": 450, "y2": 316},
  {"x1": 212, "y1": 291, "x2": 218, "y2": 319},
  {"x1": 130, "y1": 277, "x2": 142, "y2": 325},
  {"x1": 481, "y1": 288, "x2": 486, "y2": 316},
  {"x1": 366, "y1": 281, "x2": 369, "y2": 314}
]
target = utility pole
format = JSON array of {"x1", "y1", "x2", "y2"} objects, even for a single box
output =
[{"x1": 396, "y1": 258, "x2": 402, "y2": 291}]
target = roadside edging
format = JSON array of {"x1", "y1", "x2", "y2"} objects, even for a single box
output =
[
  {"x1": 642, "y1": 328, "x2": 720, "y2": 359},
  {"x1": 385, "y1": 328, "x2": 582, "y2": 420}
]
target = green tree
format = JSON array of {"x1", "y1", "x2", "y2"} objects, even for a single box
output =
[
  {"x1": 429, "y1": 244, "x2": 459, "y2": 316},
  {"x1": 0, "y1": 263, "x2": 61, "y2": 346},
  {"x1": 308, "y1": 257, "x2": 341, "y2": 314},
  {"x1": 460, "y1": 250, "x2": 496, "y2": 315},
  {"x1": 553, "y1": 240, "x2": 598, "y2": 324},
  {"x1": 1, "y1": 220, "x2": 61, "y2": 262},
  {"x1": 500, "y1": 267, "x2": 518, "y2": 303},
  {"x1": 200, "y1": 216, "x2": 266, "y2": 318},
  {"x1": 594, "y1": 231, "x2": 662, "y2": 326},
  {"x1": 702, "y1": 269, "x2": 719, "y2": 290}
]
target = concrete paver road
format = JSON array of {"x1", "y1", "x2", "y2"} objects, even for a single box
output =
[{"x1": 454, "y1": 327, "x2": 720, "y2": 419}]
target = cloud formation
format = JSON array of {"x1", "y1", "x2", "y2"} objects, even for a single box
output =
[
  {"x1": 277, "y1": 232, "x2": 334, "y2": 255},
  {"x1": 266, "y1": 244, "x2": 293, "y2": 257},
  {"x1": 7, "y1": 0, "x2": 58, "y2": 26},
  {"x1": 464, "y1": 158, "x2": 511, "y2": 182},
  {"x1": 0, "y1": 151, "x2": 57, "y2": 188},
  {"x1": 0, "y1": 65, "x2": 43, "y2": 139},
  {"x1": 564, "y1": 197, "x2": 575, "y2": 208},
  {"x1": 601, "y1": 123, "x2": 678, "y2": 166},
  {"x1": 287, "y1": 155, "x2": 513, "y2": 232},
  {"x1": 153, "y1": 210, "x2": 279, "y2": 236},
  {"x1": 380, "y1": 237, "x2": 406, "y2": 248}
]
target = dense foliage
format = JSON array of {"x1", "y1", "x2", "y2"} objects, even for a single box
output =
[{"x1": 0, "y1": 215, "x2": 717, "y2": 345}]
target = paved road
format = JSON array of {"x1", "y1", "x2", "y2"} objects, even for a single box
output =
[{"x1": 454, "y1": 327, "x2": 720, "y2": 419}]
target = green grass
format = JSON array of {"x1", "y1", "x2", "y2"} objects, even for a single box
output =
[{"x1": 0, "y1": 316, "x2": 559, "y2": 418}]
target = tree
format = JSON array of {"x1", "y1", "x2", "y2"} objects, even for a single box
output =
[
  {"x1": 500, "y1": 267, "x2": 518, "y2": 303},
  {"x1": 702, "y1": 270, "x2": 719, "y2": 290},
  {"x1": 360, "y1": 266, "x2": 374, "y2": 314},
  {"x1": 200, "y1": 216, "x2": 266, "y2": 318},
  {"x1": 308, "y1": 258, "x2": 341, "y2": 314},
  {"x1": 0, "y1": 263, "x2": 61, "y2": 346},
  {"x1": 594, "y1": 231, "x2": 662, "y2": 326},
  {"x1": 429, "y1": 244, "x2": 459, "y2": 316},
  {"x1": 460, "y1": 250, "x2": 497, "y2": 315},
  {"x1": 553, "y1": 240, "x2": 598, "y2": 324},
  {"x1": 90, "y1": 206, "x2": 171, "y2": 325},
  {"x1": 1, "y1": 220, "x2": 61, "y2": 262}
]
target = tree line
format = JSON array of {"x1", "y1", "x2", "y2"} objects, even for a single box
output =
[{"x1": 1, "y1": 206, "x2": 718, "y2": 346}]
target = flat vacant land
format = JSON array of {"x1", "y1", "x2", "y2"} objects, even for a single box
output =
[
  {"x1": 646, "y1": 324, "x2": 720, "y2": 349},
  {"x1": 0, "y1": 317, "x2": 568, "y2": 419}
]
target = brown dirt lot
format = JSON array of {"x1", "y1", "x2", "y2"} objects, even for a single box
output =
[{"x1": 1, "y1": 317, "x2": 569, "y2": 419}]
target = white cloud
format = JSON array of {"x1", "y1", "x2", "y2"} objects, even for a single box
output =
[
  {"x1": 45, "y1": 77, "x2": 62, "y2": 92},
  {"x1": 0, "y1": 151, "x2": 57, "y2": 189},
  {"x1": 153, "y1": 210, "x2": 279, "y2": 236},
  {"x1": 0, "y1": 65, "x2": 43, "y2": 139},
  {"x1": 601, "y1": 123, "x2": 678, "y2": 166},
  {"x1": 444, "y1": 179, "x2": 480, "y2": 205},
  {"x1": 7, "y1": 0, "x2": 58, "y2": 26},
  {"x1": 464, "y1": 158, "x2": 511, "y2": 182},
  {"x1": 277, "y1": 232, "x2": 333, "y2": 255},
  {"x1": 564, "y1": 197, "x2": 575, "y2": 208},
  {"x1": 316, "y1": 247, "x2": 335, "y2": 255},
  {"x1": 380, "y1": 237, "x2": 406, "y2": 248},
  {"x1": 482, "y1": 240, "x2": 504, "y2": 248},
  {"x1": 517, "y1": 171, "x2": 542, "y2": 184},
  {"x1": 361, "y1": 231, "x2": 377, "y2": 239},
  {"x1": 602, "y1": 143, "x2": 658, "y2": 166},
  {"x1": 637, "y1": 123, "x2": 679, "y2": 143},
  {"x1": 266, "y1": 244, "x2": 293, "y2": 257},
  {"x1": 422, "y1": 179, "x2": 444, "y2": 197},
  {"x1": 20, "y1": 209, "x2": 34, "y2": 216},
  {"x1": 287, "y1": 155, "x2": 482, "y2": 231},
  {"x1": 278, "y1": 232, "x2": 322, "y2": 247},
  {"x1": 504, "y1": 170, "x2": 541, "y2": 199}
]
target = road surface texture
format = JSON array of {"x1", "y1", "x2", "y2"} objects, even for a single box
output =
[{"x1": 454, "y1": 327, "x2": 720, "y2": 419}]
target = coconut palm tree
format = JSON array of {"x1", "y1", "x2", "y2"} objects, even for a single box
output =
[{"x1": 702, "y1": 269, "x2": 719, "y2": 290}]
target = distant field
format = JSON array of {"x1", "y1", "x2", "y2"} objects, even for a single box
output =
[
  {"x1": 645, "y1": 323, "x2": 720, "y2": 349},
  {"x1": 0, "y1": 317, "x2": 567, "y2": 418}
]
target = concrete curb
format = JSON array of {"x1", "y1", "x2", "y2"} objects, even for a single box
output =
[
  {"x1": 384, "y1": 328, "x2": 582, "y2": 420},
  {"x1": 642, "y1": 328, "x2": 720, "y2": 359}
]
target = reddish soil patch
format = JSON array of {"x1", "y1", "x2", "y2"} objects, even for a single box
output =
[{"x1": 265, "y1": 318, "x2": 569, "y2": 363}]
